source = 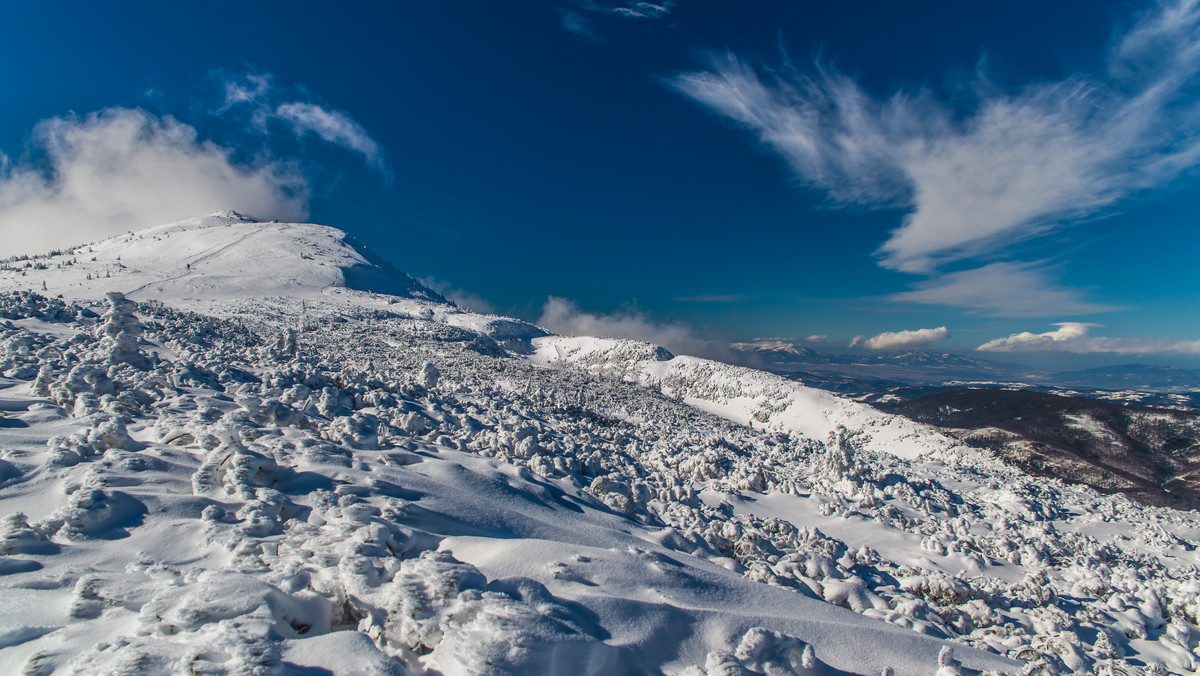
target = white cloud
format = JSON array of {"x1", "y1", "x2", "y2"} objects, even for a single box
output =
[
  {"x1": 570, "y1": 0, "x2": 672, "y2": 19},
  {"x1": 889, "y1": 262, "x2": 1119, "y2": 317},
  {"x1": 220, "y1": 72, "x2": 271, "y2": 112},
  {"x1": 977, "y1": 323, "x2": 1200, "y2": 354},
  {"x1": 670, "y1": 0, "x2": 1200, "y2": 312},
  {"x1": 0, "y1": 108, "x2": 308, "y2": 257},
  {"x1": 275, "y1": 102, "x2": 383, "y2": 170},
  {"x1": 560, "y1": 1, "x2": 673, "y2": 41},
  {"x1": 217, "y1": 72, "x2": 385, "y2": 172},
  {"x1": 804, "y1": 334, "x2": 828, "y2": 344},
  {"x1": 610, "y1": 2, "x2": 671, "y2": 19},
  {"x1": 851, "y1": 326, "x2": 950, "y2": 350},
  {"x1": 0, "y1": 74, "x2": 383, "y2": 258},
  {"x1": 671, "y1": 56, "x2": 914, "y2": 209},
  {"x1": 419, "y1": 277, "x2": 496, "y2": 315},
  {"x1": 538, "y1": 296, "x2": 735, "y2": 360}
]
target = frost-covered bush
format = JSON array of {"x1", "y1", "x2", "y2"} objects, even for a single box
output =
[{"x1": 0, "y1": 282, "x2": 1196, "y2": 675}]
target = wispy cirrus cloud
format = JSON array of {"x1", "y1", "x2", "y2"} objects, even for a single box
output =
[
  {"x1": 977, "y1": 323, "x2": 1200, "y2": 354},
  {"x1": 559, "y1": 1, "x2": 673, "y2": 42},
  {"x1": 850, "y1": 326, "x2": 950, "y2": 350},
  {"x1": 889, "y1": 262, "x2": 1119, "y2": 317},
  {"x1": 275, "y1": 103, "x2": 383, "y2": 170},
  {"x1": 609, "y1": 2, "x2": 670, "y2": 19},
  {"x1": 220, "y1": 72, "x2": 271, "y2": 112},
  {"x1": 218, "y1": 72, "x2": 385, "y2": 172},
  {"x1": 670, "y1": 0, "x2": 1200, "y2": 315},
  {"x1": 672, "y1": 294, "x2": 743, "y2": 303}
]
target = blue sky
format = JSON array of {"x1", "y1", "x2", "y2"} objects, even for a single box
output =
[{"x1": 2, "y1": 1, "x2": 1199, "y2": 367}]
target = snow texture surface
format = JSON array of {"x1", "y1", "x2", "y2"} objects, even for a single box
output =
[{"x1": 0, "y1": 213, "x2": 1196, "y2": 675}]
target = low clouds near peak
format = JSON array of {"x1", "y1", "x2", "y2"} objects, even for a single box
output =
[
  {"x1": 537, "y1": 296, "x2": 735, "y2": 361},
  {"x1": 0, "y1": 108, "x2": 307, "y2": 257},
  {"x1": 419, "y1": 277, "x2": 497, "y2": 315},
  {"x1": 0, "y1": 73, "x2": 385, "y2": 257}
]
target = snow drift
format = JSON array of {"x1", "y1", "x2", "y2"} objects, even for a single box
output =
[{"x1": 0, "y1": 214, "x2": 1196, "y2": 675}]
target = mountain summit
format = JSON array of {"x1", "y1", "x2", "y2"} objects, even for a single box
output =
[
  {"x1": 5, "y1": 211, "x2": 440, "y2": 309},
  {"x1": 0, "y1": 216, "x2": 1196, "y2": 674}
]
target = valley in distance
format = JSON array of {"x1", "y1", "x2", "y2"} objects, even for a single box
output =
[{"x1": 0, "y1": 212, "x2": 1197, "y2": 675}]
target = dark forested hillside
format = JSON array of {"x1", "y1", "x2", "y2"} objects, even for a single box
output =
[{"x1": 879, "y1": 389, "x2": 1200, "y2": 509}]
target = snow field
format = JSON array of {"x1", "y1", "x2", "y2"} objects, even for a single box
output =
[{"x1": 0, "y1": 216, "x2": 1197, "y2": 674}]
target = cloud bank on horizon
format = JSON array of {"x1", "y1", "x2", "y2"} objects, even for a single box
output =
[
  {"x1": 670, "y1": 0, "x2": 1200, "y2": 319},
  {"x1": 978, "y1": 322, "x2": 1200, "y2": 355},
  {"x1": 0, "y1": 74, "x2": 382, "y2": 258},
  {"x1": 851, "y1": 326, "x2": 950, "y2": 350}
]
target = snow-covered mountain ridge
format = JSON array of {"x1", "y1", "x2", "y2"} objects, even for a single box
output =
[
  {"x1": 732, "y1": 340, "x2": 1200, "y2": 411},
  {"x1": 0, "y1": 214, "x2": 1197, "y2": 674},
  {"x1": 0, "y1": 211, "x2": 439, "y2": 307},
  {"x1": 531, "y1": 336, "x2": 958, "y2": 461}
]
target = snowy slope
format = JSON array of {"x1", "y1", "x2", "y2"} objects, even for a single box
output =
[
  {"x1": 0, "y1": 215, "x2": 1197, "y2": 675},
  {"x1": 4, "y1": 211, "x2": 440, "y2": 312},
  {"x1": 531, "y1": 336, "x2": 959, "y2": 460}
]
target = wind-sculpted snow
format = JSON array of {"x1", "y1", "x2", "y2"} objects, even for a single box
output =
[
  {"x1": 527, "y1": 337, "x2": 1200, "y2": 673},
  {"x1": 531, "y1": 336, "x2": 956, "y2": 460},
  {"x1": 0, "y1": 217, "x2": 1197, "y2": 675},
  {"x1": 0, "y1": 211, "x2": 440, "y2": 314}
]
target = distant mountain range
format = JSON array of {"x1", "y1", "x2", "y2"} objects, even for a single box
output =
[
  {"x1": 1053, "y1": 363, "x2": 1200, "y2": 391},
  {"x1": 733, "y1": 340, "x2": 1021, "y2": 372},
  {"x1": 733, "y1": 340, "x2": 1043, "y2": 384},
  {"x1": 1, "y1": 213, "x2": 1195, "y2": 674},
  {"x1": 731, "y1": 341, "x2": 1200, "y2": 403},
  {"x1": 731, "y1": 341, "x2": 1200, "y2": 508}
]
